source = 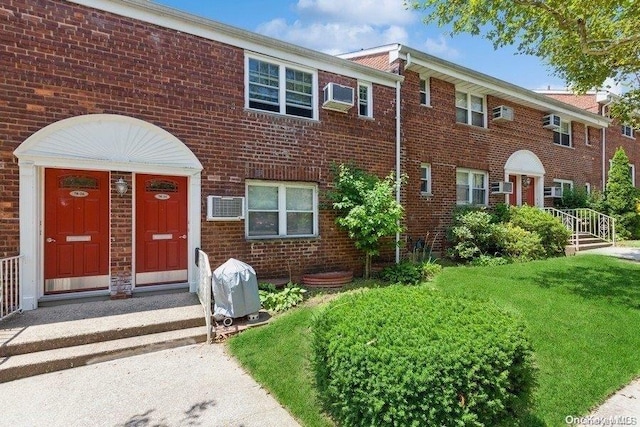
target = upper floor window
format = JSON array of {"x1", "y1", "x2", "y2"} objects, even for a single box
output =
[
  {"x1": 456, "y1": 168, "x2": 488, "y2": 205},
  {"x1": 420, "y1": 164, "x2": 431, "y2": 194},
  {"x1": 622, "y1": 124, "x2": 635, "y2": 139},
  {"x1": 553, "y1": 120, "x2": 571, "y2": 147},
  {"x1": 246, "y1": 56, "x2": 316, "y2": 119},
  {"x1": 455, "y1": 91, "x2": 485, "y2": 127},
  {"x1": 246, "y1": 181, "x2": 318, "y2": 238},
  {"x1": 358, "y1": 82, "x2": 372, "y2": 118},
  {"x1": 420, "y1": 78, "x2": 430, "y2": 106}
]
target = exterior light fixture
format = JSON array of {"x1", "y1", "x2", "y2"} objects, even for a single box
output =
[{"x1": 115, "y1": 177, "x2": 128, "y2": 196}]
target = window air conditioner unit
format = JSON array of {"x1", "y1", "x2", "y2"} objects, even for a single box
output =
[
  {"x1": 207, "y1": 196, "x2": 244, "y2": 220},
  {"x1": 492, "y1": 105, "x2": 514, "y2": 122},
  {"x1": 543, "y1": 114, "x2": 561, "y2": 130},
  {"x1": 544, "y1": 187, "x2": 563, "y2": 198},
  {"x1": 491, "y1": 181, "x2": 514, "y2": 194},
  {"x1": 322, "y1": 83, "x2": 354, "y2": 112}
]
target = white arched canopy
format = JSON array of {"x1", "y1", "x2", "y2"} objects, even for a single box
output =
[
  {"x1": 504, "y1": 149, "x2": 545, "y2": 176},
  {"x1": 14, "y1": 114, "x2": 202, "y2": 171},
  {"x1": 14, "y1": 114, "x2": 203, "y2": 310}
]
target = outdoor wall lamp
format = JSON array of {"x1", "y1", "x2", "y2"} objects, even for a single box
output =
[{"x1": 115, "y1": 177, "x2": 128, "y2": 196}]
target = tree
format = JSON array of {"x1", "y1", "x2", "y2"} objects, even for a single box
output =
[
  {"x1": 605, "y1": 147, "x2": 639, "y2": 239},
  {"x1": 406, "y1": 0, "x2": 640, "y2": 127},
  {"x1": 328, "y1": 163, "x2": 404, "y2": 279},
  {"x1": 606, "y1": 147, "x2": 635, "y2": 214}
]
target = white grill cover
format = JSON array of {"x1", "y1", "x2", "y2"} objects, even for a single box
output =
[{"x1": 212, "y1": 258, "x2": 261, "y2": 319}]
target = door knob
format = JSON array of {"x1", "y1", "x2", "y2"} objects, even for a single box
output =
[
  {"x1": 46, "y1": 238, "x2": 56, "y2": 243},
  {"x1": 179, "y1": 235, "x2": 187, "y2": 239}
]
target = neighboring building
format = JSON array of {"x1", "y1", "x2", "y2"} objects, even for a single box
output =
[
  {"x1": 0, "y1": 0, "x2": 630, "y2": 312},
  {"x1": 341, "y1": 45, "x2": 610, "y2": 248}
]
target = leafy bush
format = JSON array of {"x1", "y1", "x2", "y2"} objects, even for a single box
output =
[
  {"x1": 557, "y1": 186, "x2": 589, "y2": 209},
  {"x1": 494, "y1": 223, "x2": 545, "y2": 261},
  {"x1": 509, "y1": 206, "x2": 570, "y2": 257},
  {"x1": 447, "y1": 209, "x2": 499, "y2": 261},
  {"x1": 312, "y1": 287, "x2": 537, "y2": 427},
  {"x1": 470, "y1": 254, "x2": 511, "y2": 266},
  {"x1": 259, "y1": 284, "x2": 306, "y2": 312},
  {"x1": 381, "y1": 261, "x2": 422, "y2": 285},
  {"x1": 421, "y1": 260, "x2": 443, "y2": 281}
]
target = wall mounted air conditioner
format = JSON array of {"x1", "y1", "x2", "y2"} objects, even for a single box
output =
[
  {"x1": 207, "y1": 196, "x2": 245, "y2": 220},
  {"x1": 543, "y1": 114, "x2": 561, "y2": 130},
  {"x1": 492, "y1": 105, "x2": 514, "y2": 122},
  {"x1": 491, "y1": 181, "x2": 514, "y2": 194},
  {"x1": 543, "y1": 187, "x2": 563, "y2": 198},
  {"x1": 322, "y1": 83, "x2": 354, "y2": 112}
]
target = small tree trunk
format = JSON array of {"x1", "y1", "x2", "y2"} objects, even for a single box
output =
[{"x1": 364, "y1": 253, "x2": 371, "y2": 279}]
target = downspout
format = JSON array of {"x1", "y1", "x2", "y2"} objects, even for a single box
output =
[
  {"x1": 395, "y1": 79, "x2": 402, "y2": 263},
  {"x1": 601, "y1": 95, "x2": 613, "y2": 189}
]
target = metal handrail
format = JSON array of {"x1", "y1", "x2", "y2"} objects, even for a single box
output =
[
  {"x1": 542, "y1": 207, "x2": 580, "y2": 247},
  {"x1": 1, "y1": 255, "x2": 23, "y2": 321},
  {"x1": 196, "y1": 249, "x2": 213, "y2": 344}
]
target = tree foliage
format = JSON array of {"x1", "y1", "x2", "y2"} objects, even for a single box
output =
[
  {"x1": 406, "y1": 0, "x2": 640, "y2": 127},
  {"x1": 606, "y1": 147, "x2": 636, "y2": 215},
  {"x1": 328, "y1": 163, "x2": 404, "y2": 279}
]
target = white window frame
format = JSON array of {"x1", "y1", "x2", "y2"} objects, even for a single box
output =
[
  {"x1": 585, "y1": 182, "x2": 591, "y2": 194},
  {"x1": 420, "y1": 77, "x2": 430, "y2": 107},
  {"x1": 456, "y1": 168, "x2": 488, "y2": 206},
  {"x1": 245, "y1": 180, "x2": 318, "y2": 239},
  {"x1": 245, "y1": 53, "x2": 318, "y2": 120},
  {"x1": 553, "y1": 178, "x2": 574, "y2": 195},
  {"x1": 420, "y1": 164, "x2": 432, "y2": 195},
  {"x1": 358, "y1": 81, "x2": 373, "y2": 118},
  {"x1": 455, "y1": 90, "x2": 486, "y2": 127},
  {"x1": 553, "y1": 119, "x2": 572, "y2": 147},
  {"x1": 622, "y1": 124, "x2": 635, "y2": 139}
]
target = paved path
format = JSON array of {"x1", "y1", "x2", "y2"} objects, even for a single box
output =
[
  {"x1": 577, "y1": 246, "x2": 640, "y2": 262},
  {"x1": 0, "y1": 344, "x2": 300, "y2": 427}
]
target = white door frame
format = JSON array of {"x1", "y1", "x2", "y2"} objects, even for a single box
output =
[{"x1": 14, "y1": 114, "x2": 203, "y2": 310}]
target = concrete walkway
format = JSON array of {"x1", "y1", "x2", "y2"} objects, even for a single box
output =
[
  {"x1": 0, "y1": 343, "x2": 300, "y2": 427},
  {"x1": 576, "y1": 245, "x2": 640, "y2": 262}
]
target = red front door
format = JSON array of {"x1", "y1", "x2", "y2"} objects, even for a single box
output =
[
  {"x1": 44, "y1": 169, "x2": 110, "y2": 293},
  {"x1": 135, "y1": 174, "x2": 188, "y2": 286},
  {"x1": 524, "y1": 178, "x2": 536, "y2": 206}
]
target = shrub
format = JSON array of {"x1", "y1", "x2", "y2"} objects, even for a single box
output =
[
  {"x1": 381, "y1": 261, "x2": 422, "y2": 285},
  {"x1": 421, "y1": 260, "x2": 443, "y2": 281},
  {"x1": 259, "y1": 283, "x2": 306, "y2": 312},
  {"x1": 494, "y1": 223, "x2": 545, "y2": 261},
  {"x1": 557, "y1": 186, "x2": 589, "y2": 209},
  {"x1": 312, "y1": 287, "x2": 537, "y2": 427},
  {"x1": 470, "y1": 254, "x2": 511, "y2": 266},
  {"x1": 447, "y1": 209, "x2": 498, "y2": 261},
  {"x1": 509, "y1": 206, "x2": 570, "y2": 256}
]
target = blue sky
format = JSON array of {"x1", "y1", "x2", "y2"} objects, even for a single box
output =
[{"x1": 152, "y1": 0, "x2": 567, "y2": 91}]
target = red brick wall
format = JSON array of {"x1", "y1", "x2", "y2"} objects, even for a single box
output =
[{"x1": 0, "y1": 0, "x2": 397, "y2": 279}]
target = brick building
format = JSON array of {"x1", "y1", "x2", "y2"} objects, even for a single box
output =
[{"x1": 0, "y1": 0, "x2": 632, "y2": 311}]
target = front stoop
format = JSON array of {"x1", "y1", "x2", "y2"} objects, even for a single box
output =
[
  {"x1": 573, "y1": 233, "x2": 614, "y2": 252},
  {"x1": 0, "y1": 294, "x2": 208, "y2": 383}
]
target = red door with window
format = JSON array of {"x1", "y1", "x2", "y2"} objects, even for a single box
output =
[
  {"x1": 44, "y1": 169, "x2": 110, "y2": 293},
  {"x1": 135, "y1": 174, "x2": 188, "y2": 286}
]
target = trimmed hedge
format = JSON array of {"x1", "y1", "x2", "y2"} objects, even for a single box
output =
[
  {"x1": 312, "y1": 287, "x2": 536, "y2": 427},
  {"x1": 509, "y1": 206, "x2": 570, "y2": 256}
]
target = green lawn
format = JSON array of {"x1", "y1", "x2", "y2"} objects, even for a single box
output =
[{"x1": 228, "y1": 255, "x2": 640, "y2": 426}]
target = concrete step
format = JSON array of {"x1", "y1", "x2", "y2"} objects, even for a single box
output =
[
  {"x1": 0, "y1": 304, "x2": 205, "y2": 357},
  {"x1": 577, "y1": 241, "x2": 614, "y2": 251},
  {"x1": 0, "y1": 326, "x2": 207, "y2": 384}
]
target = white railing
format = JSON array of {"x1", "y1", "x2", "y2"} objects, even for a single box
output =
[
  {"x1": 542, "y1": 207, "x2": 616, "y2": 249},
  {"x1": 543, "y1": 207, "x2": 579, "y2": 247},
  {"x1": 1, "y1": 255, "x2": 23, "y2": 321},
  {"x1": 196, "y1": 249, "x2": 213, "y2": 344},
  {"x1": 560, "y1": 208, "x2": 616, "y2": 246}
]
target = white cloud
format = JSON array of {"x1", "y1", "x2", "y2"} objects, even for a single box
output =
[
  {"x1": 256, "y1": 19, "x2": 408, "y2": 55},
  {"x1": 295, "y1": 0, "x2": 415, "y2": 26},
  {"x1": 423, "y1": 35, "x2": 460, "y2": 60}
]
